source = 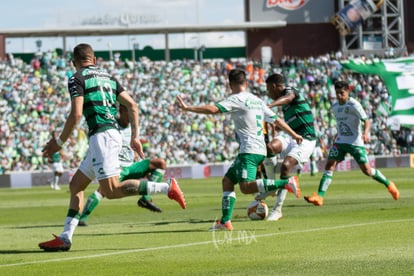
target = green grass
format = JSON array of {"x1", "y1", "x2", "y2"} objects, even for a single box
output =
[{"x1": 0, "y1": 168, "x2": 414, "y2": 275}]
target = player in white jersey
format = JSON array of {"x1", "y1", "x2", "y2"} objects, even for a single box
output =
[
  {"x1": 304, "y1": 80, "x2": 399, "y2": 206},
  {"x1": 176, "y1": 69, "x2": 303, "y2": 231}
]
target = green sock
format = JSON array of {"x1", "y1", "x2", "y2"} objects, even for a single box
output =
[
  {"x1": 318, "y1": 171, "x2": 333, "y2": 197},
  {"x1": 79, "y1": 191, "x2": 103, "y2": 222},
  {"x1": 371, "y1": 168, "x2": 390, "y2": 186},
  {"x1": 148, "y1": 169, "x2": 165, "y2": 182},
  {"x1": 123, "y1": 160, "x2": 151, "y2": 180},
  {"x1": 142, "y1": 195, "x2": 152, "y2": 201},
  {"x1": 262, "y1": 178, "x2": 289, "y2": 192},
  {"x1": 138, "y1": 180, "x2": 148, "y2": 195},
  {"x1": 221, "y1": 192, "x2": 236, "y2": 223}
]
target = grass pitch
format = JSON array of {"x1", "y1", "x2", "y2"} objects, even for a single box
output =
[{"x1": 0, "y1": 168, "x2": 413, "y2": 275}]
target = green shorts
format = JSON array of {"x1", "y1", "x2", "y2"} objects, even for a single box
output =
[
  {"x1": 120, "y1": 159, "x2": 151, "y2": 181},
  {"x1": 225, "y1": 153, "x2": 265, "y2": 185},
  {"x1": 328, "y1": 143, "x2": 368, "y2": 164}
]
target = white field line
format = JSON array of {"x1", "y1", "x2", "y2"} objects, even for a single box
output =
[{"x1": 0, "y1": 218, "x2": 413, "y2": 268}]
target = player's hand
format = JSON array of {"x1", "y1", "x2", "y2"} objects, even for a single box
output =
[
  {"x1": 362, "y1": 133, "x2": 370, "y2": 143},
  {"x1": 294, "y1": 134, "x2": 303, "y2": 145},
  {"x1": 42, "y1": 138, "x2": 61, "y2": 158},
  {"x1": 131, "y1": 138, "x2": 145, "y2": 159},
  {"x1": 176, "y1": 96, "x2": 188, "y2": 110}
]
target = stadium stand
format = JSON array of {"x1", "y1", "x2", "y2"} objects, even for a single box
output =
[{"x1": 0, "y1": 52, "x2": 413, "y2": 173}]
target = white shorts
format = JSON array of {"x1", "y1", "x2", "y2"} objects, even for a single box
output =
[
  {"x1": 312, "y1": 146, "x2": 324, "y2": 160},
  {"x1": 276, "y1": 132, "x2": 316, "y2": 165},
  {"x1": 51, "y1": 162, "x2": 64, "y2": 174},
  {"x1": 79, "y1": 129, "x2": 122, "y2": 181}
]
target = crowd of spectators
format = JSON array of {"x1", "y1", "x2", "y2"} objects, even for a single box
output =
[{"x1": 1, "y1": 50, "x2": 413, "y2": 173}]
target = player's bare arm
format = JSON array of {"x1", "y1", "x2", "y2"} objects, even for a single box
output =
[
  {"x1": 274, "y1": 117, "x2": 303, "y2": 144},
  {"x1": 118, "y1": 92, "x2": 144, "y2": 159},
  {"x1": 362, "y1": 119, "x2": 371, "y2": 143},
  {"x1": 268, "y1": 93, "x2": 295, "y2": 108},
  {"x1": 42, "y1": 96, "x2": 83, "y2": 158},
  {"x1": 176, "y1": 96, "x2": 220, "y2": 114}
]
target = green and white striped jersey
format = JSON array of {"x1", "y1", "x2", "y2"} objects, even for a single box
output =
[{"x1": 68, "y1": 65, "x2": 125, "y2": 136}]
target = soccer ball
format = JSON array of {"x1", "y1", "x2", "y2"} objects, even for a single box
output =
[{"x1": 247, "y1": 200, "x2": 268, "y2": 220}]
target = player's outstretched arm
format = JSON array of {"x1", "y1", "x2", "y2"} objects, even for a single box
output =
[
  {"x1": 274, "y1": 117, "x2": 303, "y2": 144},
  {"x1": 176, "y1": 96, "x2": 220, "y2": 114}
]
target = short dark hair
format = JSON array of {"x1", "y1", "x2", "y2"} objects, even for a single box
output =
[
  {"x1": 228, "y1": 69, "x2": 247, "y2": 85},
  {"x1": 265, "y1": 73, "x2": 285, "y2": 85},
  {"x1": 334, "y1": 80, "x2": 349, "y2": 90},
  {"x1": 73, "y1": 43, "x2": 94, "y2": 63}
]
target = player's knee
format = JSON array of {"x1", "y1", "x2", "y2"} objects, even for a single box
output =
[
  {"x1": 239, "y1": 181, "x2": 253, "y2": 194},
  {"x1": 239, "y1": 183, "x2": 249, "y2": 194},
  {"x1": 267, "y1": 139, "x2": 281, "y2": 155},
  {"x1": 282, "y1": 158, "x2": 296, "y2": 171},
  {"x1": 151, "y1": 158, "x2": 167, "y2": 170},
  {"x1": 361, "y1": 168, "x2": 371, "y2": 176},
  {"x1": 104, "y1": 193, "x2": 117, "y2": 200}
]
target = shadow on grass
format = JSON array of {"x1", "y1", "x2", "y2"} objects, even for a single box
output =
[
  {"x1": 0, "y1": 250, "x2": 46, "y2": 254},
  {"x1": 9, "y1": 224, "x2": 62, "y2": 229}
]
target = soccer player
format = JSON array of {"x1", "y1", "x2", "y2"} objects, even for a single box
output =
[
  {"x1": 176, "y1": 69, "x2": 302, "y2": 231},
  {"x1": 309, "y1": 136, "x2": 326, "y2": 176},
  {"x1": 78, "y1": 104, "x2": 165, "y2": 226},
  {"x1": 255, "y1": 73, "x2": 317, "y2": 221},
  {"x1": 48, "y1": 131, "x2": 65, "y2": 190},
  {"x1": 304, "y1": 80, "x2": 400, "y2": 206},
  {"x1": 39, "y1": 43, "x2": 186, "y2": 252}
]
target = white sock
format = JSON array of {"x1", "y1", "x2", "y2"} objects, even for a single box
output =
[
  {"x1": 94, "y1": 190, "x2": 104, "y2": 200},
  {"x1": 53, "y1": 175, "x2": 59, "y2": 187},
  {"x1": 264, "y1": 156, "x2": 277, "y2": 178},
  {"x1": 61, "y1": 216, "x2": 79, "y2": 243},
  {"x1": 147, "y1": 181, "x2": 169, "y2": 194},
  {"x1": 272, "y1": 189, "x2": 288, "y2": 212},
  {"x1": 256, "y1": 179, "x2": 266, "y2": 193}
]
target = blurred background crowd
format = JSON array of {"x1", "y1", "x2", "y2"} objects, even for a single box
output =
[{"x1": 1, "y1": 51, "x2": 413, "y2": 173}]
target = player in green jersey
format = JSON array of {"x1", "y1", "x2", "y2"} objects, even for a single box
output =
[
  {"x1": 255, "y1": 73, "x2": 317, "y2": 221},
  {"x1": 78, "y1": 104, "x2": 165, "y2": 226},
  {"x1": 39, "y1": 43, "x2": 186, "y2": 252}
]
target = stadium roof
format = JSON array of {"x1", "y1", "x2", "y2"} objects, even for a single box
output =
[
  {"x1": 0, "y1": 21, "x2": 286, "y2": 60},
  {"x1": 0, "y1": 21, "x2": 286, "y2": 37}
]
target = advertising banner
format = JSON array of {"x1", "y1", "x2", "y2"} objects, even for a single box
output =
[{"x1": 250, "y1": 0, "x2": 334, "y2": 24}]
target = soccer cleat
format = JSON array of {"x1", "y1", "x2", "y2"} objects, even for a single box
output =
[
  {"x1": 209, "y1": 220, "x2": 233, "y2": 231},
  {"x1": 54, "y1": 185, "x2": 61, "y2": 190},
  {"x1": 167, "y1": 178, "x2": 186, "y2": 209},
  {"x1": 267, "y1": 210, "x2": 283, "y2": 221},
  {"x1": 387, "y1": 182, "x2": 400, "y2": 200},
  {"x1": 78, "y1": 220, "x2": 88, "y2": 227},
  {"x1": 38, "y1": 234, "x2": 71, "y2": 252},
  {"x1": 285, "y1": 176, "x2": 301, "y2": 198},
  {"x1": 137, "y1": 196, "x2": 162, "y2": 212},
  {"x1": 304, "y1": 192, "x2": 324, "y2": 206}
]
